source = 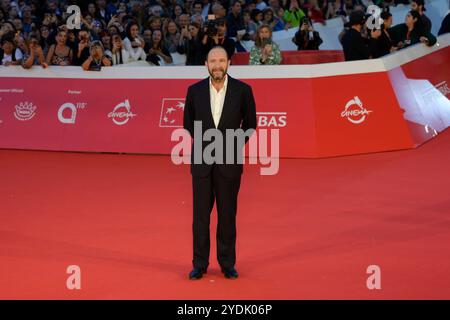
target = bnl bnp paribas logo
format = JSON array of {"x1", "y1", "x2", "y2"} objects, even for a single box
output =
[{"x1": 159, "y1": 98, "x2": 287, "y2": 129}]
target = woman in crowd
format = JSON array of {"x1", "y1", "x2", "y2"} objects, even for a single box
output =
[
  {"x1": 262, "y1": 7, "x2": 285, "y2": 32},
  {"x1": 249, "y1": 24, "x2": 282, "y2": 65},
  {"x1": 46, "y1": 28, "x2": 73, "y2": 66},
  {"x1": 146, "y1": 29, "x2": 173, "y2": 66},
  {"x1": 177, "y1": 22, "x2": 203, "y2": 65},
  {"x1": 292, "y1": 17, "x2": 323, "y2": 50},
  {"x1": 389, "y1": 10, "x2": 436, "y2": 49},
  {"x1": 105, "y1": 33, "x2": 130, "y2": 65},
  {"x1": 164, "y1": 19, "x2": 181, "y2": 53},
  {"x1": 123, "y1": 22, "x2": 147, "y2": 62}
]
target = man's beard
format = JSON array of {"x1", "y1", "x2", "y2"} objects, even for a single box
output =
[{"x1": 208, "y1": 67, "x2": 227, "y2": 82}]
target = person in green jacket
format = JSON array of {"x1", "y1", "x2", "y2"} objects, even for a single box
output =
[
  {"x1": 389, "y1": 10, "x2": 437, "y2": 49},
  {"x1": 283, "y1": 0, "x2": 305, "y2": 29},
  {"x1": 249, "y1": 24, "x2": 282, "y2": 65}
]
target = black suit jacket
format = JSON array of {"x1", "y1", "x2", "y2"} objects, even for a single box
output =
[{"x1": 183, "y1": 75, "x2": 257, "y2": 178}]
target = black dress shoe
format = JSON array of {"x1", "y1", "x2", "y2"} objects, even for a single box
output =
[
  {"x1": 189, "y1": 268, "x2": 206, "y2": 280},
  {"x1": 221, "y1": 267, "x2": 238, "y2": 279}
]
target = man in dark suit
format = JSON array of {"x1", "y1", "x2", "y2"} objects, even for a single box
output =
[
  {"x1": 341, "y1": 10, "x2": 370, "y2": 61},
  {"x1": 183, "y1": 46, "x2": 257, "y2": 280}
]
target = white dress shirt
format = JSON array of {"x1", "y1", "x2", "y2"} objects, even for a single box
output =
[{"x1": 209, "y1": 75, "x2": 228, "y2": 128}]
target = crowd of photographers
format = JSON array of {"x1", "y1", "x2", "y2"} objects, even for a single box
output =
[{"x1": 0, "y1": 0, "x2": 448, "y2": 69}]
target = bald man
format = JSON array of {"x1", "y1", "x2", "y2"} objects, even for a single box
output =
[{"x1": 184, "y1": 46, "x2": 257, "y2": 280}]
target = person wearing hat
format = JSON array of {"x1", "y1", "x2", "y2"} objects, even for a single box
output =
[
  {"x1": 341, "y1": 10, "x2": 370, "y2": 61},
  {"x1": 82, "y1": 40, "x2": 111, "y2": 71},
  {"x1": 411, "y1": 0, "x2": 432, "y2": 33}
]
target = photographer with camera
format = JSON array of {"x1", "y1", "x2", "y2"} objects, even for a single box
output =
[
  {"x1": 249, "y1": 24, "x2": 282, "y2": 65},
  {"x1": 292, "y1": 17, "x2": 323, "y2": 50},
  {"x1": 201, "y1": 16, "x2": 236, "y2": 62}
]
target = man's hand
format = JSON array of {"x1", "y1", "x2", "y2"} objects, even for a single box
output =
[
  {"x1": 78, "y1": 40, "x2": 88, "y2": 51},
  {"x1": 420, "y1": 36, "x2": 429, "y2": 44}
]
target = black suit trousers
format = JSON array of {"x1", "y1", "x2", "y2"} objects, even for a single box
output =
[{"x1": 192, "y1": 164, "x2": 241, "y2": 270}]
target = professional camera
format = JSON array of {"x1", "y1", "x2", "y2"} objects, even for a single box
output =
[
  {"x1": 206, "y1": 16, "x2": 226, "y2": 37},
  {"x1": 206, "y1": 17, "x2": 218, "y2": 37}
]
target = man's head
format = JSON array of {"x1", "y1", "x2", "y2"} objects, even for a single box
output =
[
  {"x1": 205, "y1": 46, "x2": 230, "y2": 83},
  {"x1": 348, "y1": 10, "x2": 366, "y2": 31},
  {"x1": 411, "y1": 0, "x2": 426, "y2": 13},
  {"x1": 22, "y1": 5, "x2": 31, "y2": 18},
  {"x1": 231, "y1": 0, "x2": 241, "y2": 15},
  {"x1": 212, "y1": 3, "x2": 226, "y2": 18},
  {"x1": 381, "y1": 11, "x2": 392, "y2": 29},
  {"x1": 193, "y1": 1, "x2": 203, "y2": 15},
  {"x1": 179, "y1": 14, "x2": 190, "y2": 28}
]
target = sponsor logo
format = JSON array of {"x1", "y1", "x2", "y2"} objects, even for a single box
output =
[
  {"x1": 58, "y1": 103, "x2": 76, "y2": 124},
  {"x1": 58, "y1": 102, "x2": 87, "y2": 124},
  {"x1": 257, "y1": 112, "x2": 287, "y2": 127},
  {"x1": 159, "y1": 98, "x2": 185, "y2": 127},
  {"x1": 14, "y1": 101, "x2": 37, "y2": 121},
  {"x1": 341, "y1": 96, "x2": 373, "y2": 124},
  {"x1": 108, "y1": 99, "x2": 137, "y2": 126}
]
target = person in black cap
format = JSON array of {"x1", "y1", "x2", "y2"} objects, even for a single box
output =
[
  {"x1": 411, "y1": 0, "x2": 432, "y2": 33},
  {"x1": 341, "y1": 10, "x2": 370, "y2": 61}
]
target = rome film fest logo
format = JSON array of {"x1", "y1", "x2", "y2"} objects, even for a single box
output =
[
  {"x1": 341, "y1": 96, "x2": 373, "y2": 124},
  {"x1": 108, "y1": 99, "x2": 137, "y2": 126}
]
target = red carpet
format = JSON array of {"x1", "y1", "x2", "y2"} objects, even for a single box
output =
[{"x1": 1, "y1": 129, "x2": 449, "y2": 299}]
